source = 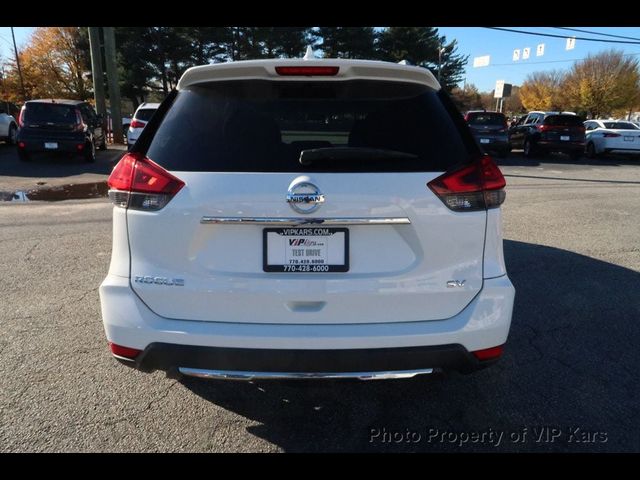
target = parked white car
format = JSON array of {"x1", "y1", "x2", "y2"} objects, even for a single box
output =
[
  {"x1": 0, "y1": 107, "x2": 18, "y2": 145},
  {"x1": 584, "y1": 120, "x2": 640, "y2": 157},
  {"x1": 100, "y1": 58, "x2": 515, "y2": 380},
  {"x1": 126, "y1": 102, "x2": 159, "y2": 149}
]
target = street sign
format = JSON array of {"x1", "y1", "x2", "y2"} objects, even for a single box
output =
[
  {"x1": 536, "y1": 43, "x2": 545, "y2": 56},
  {"x1": 566, "y1": 37, "x2": 576, "y2": 50},
  {"x1": 512, "y1": 49, "x2": 520, "y2": 61},
  {"x1": 473, "y1": 55, "x2": 491, "y2": 68},
  {"x1": 523, "y1": 47, "x2": 531, "y2": 60},
  {"x1": 494, "y1": 80, "x2": 512, "y2": 99}
]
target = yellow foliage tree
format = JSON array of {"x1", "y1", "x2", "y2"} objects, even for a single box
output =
[
  {"x1": 519, "y1": 71, "x2": 565, "y2": 111},
  {"x1": 1, "y1": 27, "x2": 90, "y2": 103},
  {"x1": 563, "y1": 50, "x2": 640, "y2": 118}
]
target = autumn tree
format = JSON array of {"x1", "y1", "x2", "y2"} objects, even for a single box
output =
[
  {"x1": 451, "y1": 83, "x2": 482, "y2": 111},
  {"x1": 9, "y1": 27, "x2": 91, "y2": 101},
  {"x1": 563, "y1": 49, "x2": 640, "y2": 118},
  {"x1": 519, "y1": 70, "x2": 565, "y2": 111}
]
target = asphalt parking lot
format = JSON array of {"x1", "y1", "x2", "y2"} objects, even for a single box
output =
[{"x1": 1, "y1": 144, "x2": 639, "y2": 452}]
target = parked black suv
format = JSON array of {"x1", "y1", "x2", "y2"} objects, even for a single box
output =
[
  {"x1": 16, "y1": 99, "x2": 106, "y2": 162},
  {"x1": 509, "y1": 111, "x2": 585, "y2": 159},
  {"x1": 464, "y1": 110, "x2": 510, "y2": 158}
]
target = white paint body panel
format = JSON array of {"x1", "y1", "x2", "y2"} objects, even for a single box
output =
[
  {"x1": 126, "y1": 172, "x2": 488, "y2": 324},
  {"x1": 100, "y1": 273, "x2": 514, "y2": 352}
]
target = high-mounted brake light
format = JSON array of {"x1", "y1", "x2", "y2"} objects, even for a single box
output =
[
  {"x1": 107, "y1": 152, "x2": 185, "y2": 211},
  {"x1": 427, "y1": 155, "x2": 506, "y2": 212},
  {"x1": 129, "y1": 119, "x2": 146, "y2": 129},
  {"x1": 275, "y1": 66, "x2": 339, "y2": 76}
]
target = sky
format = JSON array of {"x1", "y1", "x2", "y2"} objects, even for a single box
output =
[
  {"x1": 437, "y1": 27, "x2": 640, "y2": 91},
  {"x1": 2, "y1": 26, "x2": 640, "y2": 92}
]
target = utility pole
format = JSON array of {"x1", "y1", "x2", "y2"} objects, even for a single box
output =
[
  {"x1": 88, "y1": 27, "x2": 106, "y2": 118},
  {"x1": 11, "y1": 27, "x2": 27, "y2": 102},
  {"x1": 103, "y1": 27, "x2": 123, "y2": 144}
]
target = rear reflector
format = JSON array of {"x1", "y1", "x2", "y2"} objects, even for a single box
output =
[
  {"x1": 472, "y1": 345, "x2": 504, "y2": 361},
  {"x1": 275, "y1": 66, "x2": 339, "y2": 76},
  {"x1": 427, "y1": 155, "x2": 506, "y2": 212},
  {"x1": 107, "y1": 152, "x2": 185, "y2": 211},
  {"x1": 109, "y1": 342, "x2": 142, "y2": 360}
]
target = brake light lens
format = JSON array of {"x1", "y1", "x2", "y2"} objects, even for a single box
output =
[
  {"x1": 74, "y1": 109, "x2": 85, "y2": 132},
  {"x1": 603, "y1": 132, "x2": 621, "y2": 138},
  {"x1": 129, "y1": 119, "x2": 146, "y2": 129},
  {"x1": 472, "y1": 345, "x2": 504, "y2": 361},
  {"x1": 537, "y1": 124, "x2": 550, "y2": 132},
  {"x1": 427, "y1": 155, "x2": 506, "y2": 212},
  {"x1": 18, "y1": 106, "x2": 25, "y2": 127},
  {"x1": 107, "y1": 152, "x2": 185, "y2": 211},
  {"x1": 275, "y1": 66, "x2": 339, "y2": 76},
  {"x1": 109, "y1": 342, "x2": 142, "y2": 360}
]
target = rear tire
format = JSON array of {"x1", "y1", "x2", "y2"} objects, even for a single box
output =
[
  {"x1": 7, "y1": 124, "x2": 17, "y2": 145},
  {"x1": 84, "y1": 140, "x2": 96, "y2": 163},
  {"x1": 523, "y1": 139, "x2": 536, "y2": 158}
]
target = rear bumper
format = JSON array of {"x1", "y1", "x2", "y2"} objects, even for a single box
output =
[
  {"x1": 537, "y1": 140, "x2": 584, "y2": 153},
  {"x1": 16, "y1": 136, "x2": 86, "y2": 154},
  {"x1": 128, "y1": 343, "x2": 494, "y2": 375},
  {"x1": 99, "y1": 274, "x2": 515, "y2": 375}
]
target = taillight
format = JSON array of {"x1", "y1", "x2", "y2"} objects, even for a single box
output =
[
  {"x1": 129, "y1": 119, "x2": 146, "y2": 129},
  {"x1": 18, "y1": 106, "x2": 25, "y2": 127},
  {"x1": 74, "y1": 108, "x2": 85, "y2": 132},
  {"x1": 537, "y1": 124, "x2": 550, "y2": 132},
  {"x1": 603, "y1": 132, "x2": 621, "y2": 138},
  {"x1": 107, "y1": 152, "x2": 185, "y2": 211},
  {"x1": 427, "y1": 155, "x2": 506, "y2": 212},
  {"x1": 275, "y1": 66, "x2": 339, "y2": 76},
  {"x1": 472, "y1": 345, "x2": 504, "y2": 361},
  {"x1": 109, "y1": 342, "x2": 142, "y2": 360}
]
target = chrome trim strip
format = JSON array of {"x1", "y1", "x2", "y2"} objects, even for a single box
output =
[
  {"x1": 178, "y1": 367, "x2": 433, "y2": 381},
  {"x1": 200, "y1": 216, "x2": 411, "y2": 226}
]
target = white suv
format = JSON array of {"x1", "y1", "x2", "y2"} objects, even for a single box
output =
[
  {"x1": 126, "y1": 102, "x2": 159, "y2": 149},
  {"x1": 100, "y1": 58, "x2": 515, "y2": 380}
]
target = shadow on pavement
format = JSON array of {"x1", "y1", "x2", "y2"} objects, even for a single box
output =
[
  {"x1": 497, "y1": 151, "x2": 640, "y2": 168},
  {"x1": 179, "y1": 240, "x2": 640, "y2": 452}
]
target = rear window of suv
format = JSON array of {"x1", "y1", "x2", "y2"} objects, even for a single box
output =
[
  {"x1": 24, "y1": 103, "x2": 77, "y2": 125},
  {"x1": 134, "y1": 108, "x2": 157, "y2": 122},
  {"x1": 466, "y1": 112, "x2": 506, "y2": 126},
  {"x1": 146, "y1": 80, "x2": 476, "y2": 173},
  {"x1": 544, "y1": 114, "x2": 584, "y2": 126}
]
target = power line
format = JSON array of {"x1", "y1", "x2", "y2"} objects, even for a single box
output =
[
  {"x1": 484, "y1": 27, "x2": 640, "y2": 45},
  {"x1": 554, "y1": 27, "x2": 640, "y2": 42}
]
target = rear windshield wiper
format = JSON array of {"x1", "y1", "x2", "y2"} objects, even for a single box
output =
[{"x1": 299, "y1": 147, "x2": 418, "y2": 166}]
